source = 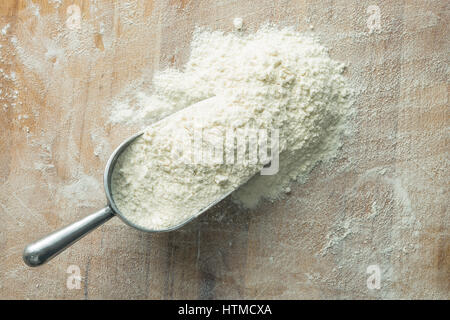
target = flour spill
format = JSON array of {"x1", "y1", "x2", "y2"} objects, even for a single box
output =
[{"x1": 110, "y1": 25, "x2": 353, "y2": 230}]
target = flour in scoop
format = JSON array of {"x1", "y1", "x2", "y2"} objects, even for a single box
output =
[
  {"x1": 110, "y1": 24, "x2": 353, "y2": 230},
  {"x1": 112, "y1": 97, "x2": 266, "y2": 230}
]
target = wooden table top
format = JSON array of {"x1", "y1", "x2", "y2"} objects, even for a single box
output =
[{"x1": 0, "y1": 0, "x2": 448, "y2": 299}]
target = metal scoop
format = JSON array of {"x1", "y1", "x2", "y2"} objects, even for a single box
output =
[
  {"x1": 23, "y1": 96, "x2": 279, "y2": 267},
  {"x1": 23, "y1": 98, "x2": 236, "y2": 267}
]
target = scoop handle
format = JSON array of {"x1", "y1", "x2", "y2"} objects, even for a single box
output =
[{"x1": 23, "y1": 207, "x2": 114, "y2": 267}]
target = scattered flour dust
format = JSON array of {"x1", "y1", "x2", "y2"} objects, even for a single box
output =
[{"x1": 110, "y1": 24, "x2": 354, "y2": 230}]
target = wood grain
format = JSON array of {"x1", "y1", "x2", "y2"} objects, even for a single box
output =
[{"x1": 0, "y1": 0, "x2": 448, "y2": 299}]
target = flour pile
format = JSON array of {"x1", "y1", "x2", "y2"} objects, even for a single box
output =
[{"x1": 110, "y1": 25, "x2": 353, "y2": 230}]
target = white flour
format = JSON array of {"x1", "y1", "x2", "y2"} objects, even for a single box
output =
[
  {"x1": 111, "y1": 25, "x2": 353, "y2": 230},
  {"x1": 112, "y1": 97, "x2": 265, "y2": 230}
]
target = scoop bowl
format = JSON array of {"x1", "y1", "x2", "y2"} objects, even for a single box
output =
[{"x1": 23, "y1": 98, "x2": 235, "y2": 267}]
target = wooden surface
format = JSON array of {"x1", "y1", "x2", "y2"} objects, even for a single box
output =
[{"x1": 0, "y1": 0, "x2": 448, "y2": 299}]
